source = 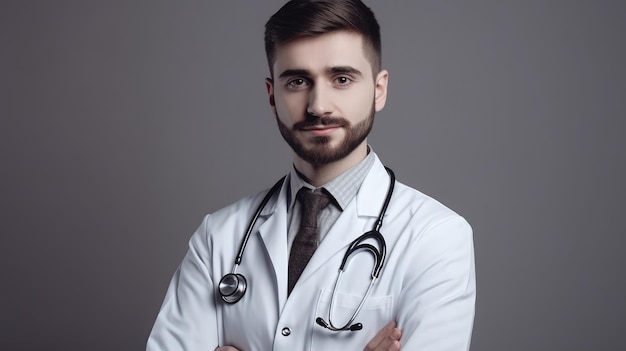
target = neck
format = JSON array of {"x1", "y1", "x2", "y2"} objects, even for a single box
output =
[{"x1": 293, "y1": 142, "x2": 368, "y2": 187}]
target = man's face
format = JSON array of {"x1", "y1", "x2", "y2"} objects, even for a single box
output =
[{"x1": 266, "y1": 31, "x2": 388, "y2": 166}]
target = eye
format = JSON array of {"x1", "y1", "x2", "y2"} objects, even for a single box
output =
[
  {"x1": 335, "y1": 76, "x2": 352, "y2": 86},
  {"x1": 286, "y1": 78, "x2": 309, "y2": 89}
]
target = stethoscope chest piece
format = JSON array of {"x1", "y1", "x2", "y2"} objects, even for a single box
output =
[{"x1": 219, "y1": 273, "x2": 247, "y2": 304}]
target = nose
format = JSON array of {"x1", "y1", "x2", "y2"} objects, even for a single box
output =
[{"x1": 306, "y1": 85, "x2": 333, "y2": 117}]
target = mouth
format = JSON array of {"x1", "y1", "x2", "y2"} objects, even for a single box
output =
[
  {"x1": 299, "y1": 124, "x2": 341, "y2": 136},
  {"x1": 300, "y1": 124, "x2": 341, "y2": 131},
  {"x1": 296, "y1": 118, "x2": 348, "y2": 130}
]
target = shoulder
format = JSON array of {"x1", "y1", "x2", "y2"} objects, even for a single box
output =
[
  {"x1": 198, "y1": 177, "x2": 287, "y2": 237},
  {"x1": 389, "y1": 180, "x2": 472, "y2": 238},
  {"x1": 360, "y1": 155, "x2": 471, "y2": 236},
  {"x1": 205, "y1": 187, "x2": 275, "y2": 228}
]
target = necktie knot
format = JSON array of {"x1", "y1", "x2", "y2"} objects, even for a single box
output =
[{"x1": 297, "y1": 188, "x2": 330, "y2": 228}]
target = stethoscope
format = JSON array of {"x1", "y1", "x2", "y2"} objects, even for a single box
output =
[{"x1": 218, "y1": 167, "x2": 395, "y2": 332}]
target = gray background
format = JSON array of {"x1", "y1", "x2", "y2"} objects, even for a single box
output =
[{"x1": 1, "y1": 1, "x2": 625, "y2": 350}]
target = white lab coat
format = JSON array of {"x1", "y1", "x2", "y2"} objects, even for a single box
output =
[{"x1": 147, "y1": 155, "x2": 475, "y2": 351}]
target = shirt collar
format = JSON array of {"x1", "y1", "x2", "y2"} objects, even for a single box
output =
[{"x1": 288, "y1": 147, "x2": 376, "y2": 212}]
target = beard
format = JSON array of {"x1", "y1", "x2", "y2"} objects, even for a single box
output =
[{"x1": 275, "y1": 103, "x2": 375, "y2": 166}]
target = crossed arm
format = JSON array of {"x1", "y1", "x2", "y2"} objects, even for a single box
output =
[{"x1": 214, "y1": 321, "x2": 402, "y2": 351}]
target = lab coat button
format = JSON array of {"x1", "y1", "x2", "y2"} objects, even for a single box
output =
[{"x1": 281, "y1": 327, "x2": 291, "y2": 336}]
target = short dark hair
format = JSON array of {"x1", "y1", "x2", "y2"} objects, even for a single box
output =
[{"x1": 264, "y1": 0, "x2": 381, "y2": 77}]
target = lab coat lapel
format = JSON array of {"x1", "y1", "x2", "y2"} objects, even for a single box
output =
[
  {"x1": 296, "y1": 158, "x2": 392, "y2": 286},
  {"x1": 257, "y1": 179, "x2": 290, "y2": 307}
]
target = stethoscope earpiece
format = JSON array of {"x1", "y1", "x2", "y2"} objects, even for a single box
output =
[
  {"x1": 316, "y1": 317, "x2": 363, "y2": 332},
  {"x1": 218, "y1": 273, "x2": 247, "y2": 304},
  {"x1": 350, "y1": 323, "x2": 363, "y2": 331}
]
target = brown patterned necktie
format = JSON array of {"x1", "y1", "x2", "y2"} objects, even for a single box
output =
[{"x1": 288, "y1": 187, "x2": 330, "y2": 295}]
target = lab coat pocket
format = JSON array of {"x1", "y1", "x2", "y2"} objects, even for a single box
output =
[{"x1": 311, "y1": 289, "x2": 393, "y2": 350}]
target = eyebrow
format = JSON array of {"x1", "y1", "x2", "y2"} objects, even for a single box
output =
[
  {"x1": 277, "y1": 66, "x2": 363, "y2": 79},
  {"x1": 329, "y1": 66, "x2": 363, "y2": 76},
  {"x1": 278, "y1": 69, "x2": 310, "y2": 79}
]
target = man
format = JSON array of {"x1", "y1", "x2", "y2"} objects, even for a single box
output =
[{"x1": 147, "y1": 1, "x2": 475, "y2": 350}]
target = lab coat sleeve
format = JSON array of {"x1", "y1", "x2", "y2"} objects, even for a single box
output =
[
  {"x1": 147, "y1": 215, "x2": 219, "y2": 351},
  {"x1": 397, "y1": 215, "x2": 476, "y2": 350}
]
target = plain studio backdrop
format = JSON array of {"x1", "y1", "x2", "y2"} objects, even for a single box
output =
[{"x1": 1, "y1": 1, "x2": 625, "y2": 350}]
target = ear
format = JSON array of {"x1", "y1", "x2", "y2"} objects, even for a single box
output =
[
  {"x1": 373, "y1": 70, "x2": 389, "y2": 112},
  {"x1": 265, "y1": 78, "x2": 276, "y2": 113}
]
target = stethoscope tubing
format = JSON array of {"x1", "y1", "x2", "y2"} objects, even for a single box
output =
[
  {"x1": 232, "y1": 176, "x2": 286, "y2": 270},
  {"x1": 325, "y1": 268, "x2": 378, "y2": 331},
  {"x1": 316, "y1": 167, "x2": 395, "y2": 331},
  {"x1": 220, "y1": 167, "x2": 396, "y2": 332}
]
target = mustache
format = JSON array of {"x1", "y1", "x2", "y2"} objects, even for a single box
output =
[{"x1": 293, "y1": 114, "x2": 350, "y2": 130}]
